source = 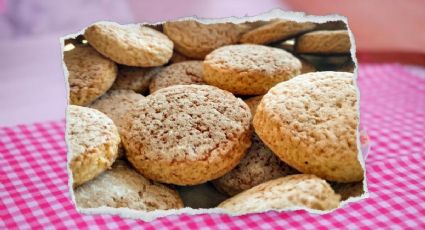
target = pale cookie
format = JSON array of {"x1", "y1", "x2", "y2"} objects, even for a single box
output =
[
  {"x1": 149, "y1": 61, "x2": 205, "y2": 93},
  {"x1": 75, "y1": 160, "x2": 183, "y2": 210},
  {"x1": 121, "y1": 85, "x2": 252, "y2": 185},
  {"x1": 213, "y1": 134, "x2": 298, "y2": 196},
  {"x1": 163, "y1": 20, "x2": 244, "y2": 59},
  {"x1": 240, "y1": 19, "x2": 315, "y2": 44},
  {"x1": 218, "y1": 174, "x2": 341, "y2": 213},
  {"x1": 67, "y1": 105, "x2": 120, "y2": 186},
  {"x1": 65, "y1": 44, "x2": 117, "y2": 106},
  {"x1": 89, "y1": 90, "x2": 145, "y2": 131},
  {"x1": 110, "y1": 66, "x2": 155, "y2": 94},
  {"x1": 203, "y1": 44, "x2": 302, "y2": 95},
  {"x1": 253, "y1": 72, "x2": 364, "y2": 182},
  {"x1": 331, "y1": 181, "x2": 364, "y2": 200},
  {"x1": 295, "y1": 30, "x2": 351, "y2": 54},
  {"x1": 84, "y1": 22, "x2": 173, "y2": 67}
]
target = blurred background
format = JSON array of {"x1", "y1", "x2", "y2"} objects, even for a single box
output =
[{"x1": 0, "y1": 0, "x2": 424, "y2": 126}]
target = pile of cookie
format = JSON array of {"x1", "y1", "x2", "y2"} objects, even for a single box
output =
[{"x1": 65, "y1": 18, "x2": 364, "y2": 215}]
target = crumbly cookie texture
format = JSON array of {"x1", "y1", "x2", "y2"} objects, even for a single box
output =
[
  {"x1": 203, "y1": 44, "x2": 302, "y2": 95},
  {"x1": 84, "y1": 22, "x2": 173, "y2": 67},
  {"x1": 295, "y1": 30, "x2": 351, "y2": 54},
  {"x1": 67, "y1": 105, "x2": 120, "y2": 186},
  {"x1": 253, "y1": 72, "x2": 363, "y2": 182},
  {"x1": 149, "y1": 61, "x2": 205, "y2": 93},
  {"x1": 163, "y1": 20, "x2": 245, "y2": 59},
  {"x1": 65, "y1": 44, "x2": 117, "y2": 106},
  {"x1": 110, "y1": 66, "x2": 155, "y2": 94},
  {"x1": 218, "y1": 174, "x2": 341, "y2": 213},
  {"x1": 331, "y1": 181, "x2": 364, "y2": 200},
  {"x1": 75, "y1": 160, "x2": 183, "y2": 210},
  {"x1": 240, "y1": 19, "x2": 315, "y2": 44},
  {"x1": 121, "y1": 85, "x2": 252, "y2": 185}
]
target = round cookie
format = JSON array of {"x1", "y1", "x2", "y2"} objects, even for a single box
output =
[
  {"x1": 84, "y1": 22, "x2": 173, "y2": 67},
  {"x1": 218, "y1": 174, "x2": 341, "y2": 213},
  {"x1": 163, "y1": 20, "x2": 244, "y2": 59},
  {"x1": 331, "y1": 181, "x2": 364, "y2": 201},
  {"x1": 65, "y1": 44, "x2": 117, "y2": 106},
  {"x1": 204, "y1": 44, "x2": 302, "y2": 95},
  {"x1": 149, "y1": 61, "x2": 205, "y2": 93},
  {"x1": 295, "y1": 30, "x2": 351, "y2": 54},
  {"x1": 75, "y1": 160, "x2": 183, "y2": 210},
  {"x1": 111, "y1": 66, "x2": 155, "y2": 94},
  {"x1": 253, "y1": 72, "x2": 364, "y2": 182},
  {"x1": 213, "y1": 134, "x2": 298, "y2": 196},
  {"x1": 240, "y1": 19, "x2": 315, "y2": 44},
  {"x1": 121, "y1": 85, "x2": 252, "y2": 185},
  {"x1": 67, "y1": 105, "x2": 120, "y2": 186},
  {"x1": 89, "y1": 90, "x2": 145, "y2": 131}
]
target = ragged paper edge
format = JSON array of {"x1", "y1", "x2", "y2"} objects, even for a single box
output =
[{"x1": 60, "y1": 8, "x2": 368, "y2": 222}]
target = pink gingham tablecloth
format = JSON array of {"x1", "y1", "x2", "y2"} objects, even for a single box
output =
[{"x1": 1, "y1": 63, "x2": 425, "y2": 229}]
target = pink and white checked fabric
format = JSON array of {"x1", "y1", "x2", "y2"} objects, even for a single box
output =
[{"x1": 1, "y1": 63, "x2": 425, "y2": 229}]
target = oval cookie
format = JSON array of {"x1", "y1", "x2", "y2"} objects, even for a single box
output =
[{"x1": 295, "y1": 30, "x2": 351, "y2": 54}]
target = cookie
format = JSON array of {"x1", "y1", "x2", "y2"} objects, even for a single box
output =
[
  {"x1": 169, "y1": 51, "x2": 195, "y2": 64},
  {"x1": 75, "y1": 160, "x2": 183, "y2": 210},
  {"x1": 331, "y1": 181, "x2": 364, "y2": 200},
  {"x1": 295, "y1": 30, "x2": 351, "y2": 54},
  {"x1": 163, "y1": 20, "x2": 243, "y2": 59},
  {"x1": 203, "y1": 44, "x2": 302, "y2": 95},
  {"x1": 67, "y1": 105, "x2": 120, "y2": 186},
  {"x1": 121, "y1": 85, "x2": 252, "y2": 185},
  {"x1": 218, "y1": 174, "x2": 341, "y2": 213},
  {"x1": 240, "y1": 19, "x2": 315, "y2": 44},
  {"x1": 84, "y1": 22, "x2": 173, "y2": 67},
  {"x1": 213, "y1": 134, "x2": 298, "y2": 196},
  {"x1": 149, "y1": 61, "x2": 205, "y2": 93},
  {"x1": 89, "y1": 90, "x2": 145, "y2": 131},
  {"x1": 65, "y1": 44, "x2": 117, "y2": 106},
  {"x1": 253, "y1": 72, "x2": 363, "y2": 182},
  {"x1": 244, "y1": 95, "x2": 263, "y2": 116},
  {"x1": 110, "y1": 66, "x2": 155, "y2": 94}
]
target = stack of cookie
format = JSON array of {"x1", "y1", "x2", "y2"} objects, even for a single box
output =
[{"x1": 64, "y1": 18, "x2": 364, "y2": 215}]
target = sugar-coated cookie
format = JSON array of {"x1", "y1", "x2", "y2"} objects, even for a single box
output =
[
  {"x1": 240, "y1": 19, "x2": 315, "y2": 44},
  {"x1": 84, "y1": 22, "x2": 173, "y2": 67},
  {"x1": 149, "y1": 61, "x2": 205, "y2": 93},
  {"x1": 68, "y1": 105, "x2": 120, "y2": 186},
  {"x1": 65, "y1": 44, "x2": 117, "y2": 106},
  {"x1": 218, "y1": 174, "x2": 341, "y2": 213},
  {"x1": 253, "y1": 72, "x2": 363, "y2": 182},
  {"x1": 75, "y1": 160, "x2": 183, "y2": 210},
  {"x1": 121, "y1": 85, "x2": 252, "y2": 185},
  {"x1": 203, "y1": 44, "x2": 302, "y2": 95},
  {"x1": 295, "y1": 30, "x2": 351, "y2": 54}
]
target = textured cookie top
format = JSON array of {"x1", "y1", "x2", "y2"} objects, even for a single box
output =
[
  {"x1": 84, "y1": 22, "x2": 173, "y2": 67},
  {"x1": 204, "y1": 44, "x2": 301, "y2": 77},
  {"x1": 75, "y1": 160, "x2": 183, "y2": 210},
  {"x1": 89, "y1": 90, "x2": 145, "y2": 129},
  {"x1": 122, "y1": 85, "x2": 251, "y2": 162},
  {"x1": 218, "y1": 174, "x2": 340, "y2": 212},
  {"x1": 163, "y1": 20, "x2": 243, "y2": 59},
  {"x1": 149, "y1": 61, "x2": 205, "y2": 93},
  {"x1": 110, "y1": 66, "x2": 154, "y2": 94},
  {"x1": 240, "y1": 19, "x2": 315, "y2": 44},
  {"x1": 65, "y1": 44, "x2": 117, "y2": 106},
  {"x1": 67, "y1": 105, "x2": 120, "y2": 159}
]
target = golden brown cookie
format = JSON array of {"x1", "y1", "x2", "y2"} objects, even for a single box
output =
[
  {"x1": 203, "y1": 44, "x2": 302, "y2": 95},
  {"x1": 67, "y1": 105, "x2": 120, "y2": 186},
  {"x1": 149, "y1": 61, "x2": 205, "y2": 93},
  {"x1": 163, "y1": 20, "x2": 244, "y2": 59},
  {"x1": 295, "y1": 30, "x2": 351, "y2": 54},
  {"x1": 74, "y1": 160, "x2": 183, "y2": 210},
  {"x1": 253, "y1": 72, "x2": 363, "y2": 182},
  {"x1": 65, "y1": 44, "x2": 117, "y2": 106},
  {"x1": 121, "y1": 85, "x2": 252, "y2": 185},
  {"x1": 331, "y1": 181, "x2": 364, "y2": 200},
  {"x1": 218, "y1": 174, "x2": 341, "y2": 213},
  {"x1": 110, "y1": 66, "x2": 156, "y2": 94},
  {"x1": 84, "y1": 22, "x2": 173, "y2": 67},
  {"x1": 240, "y1": 19, "x2": 315, "y2": 44}
]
